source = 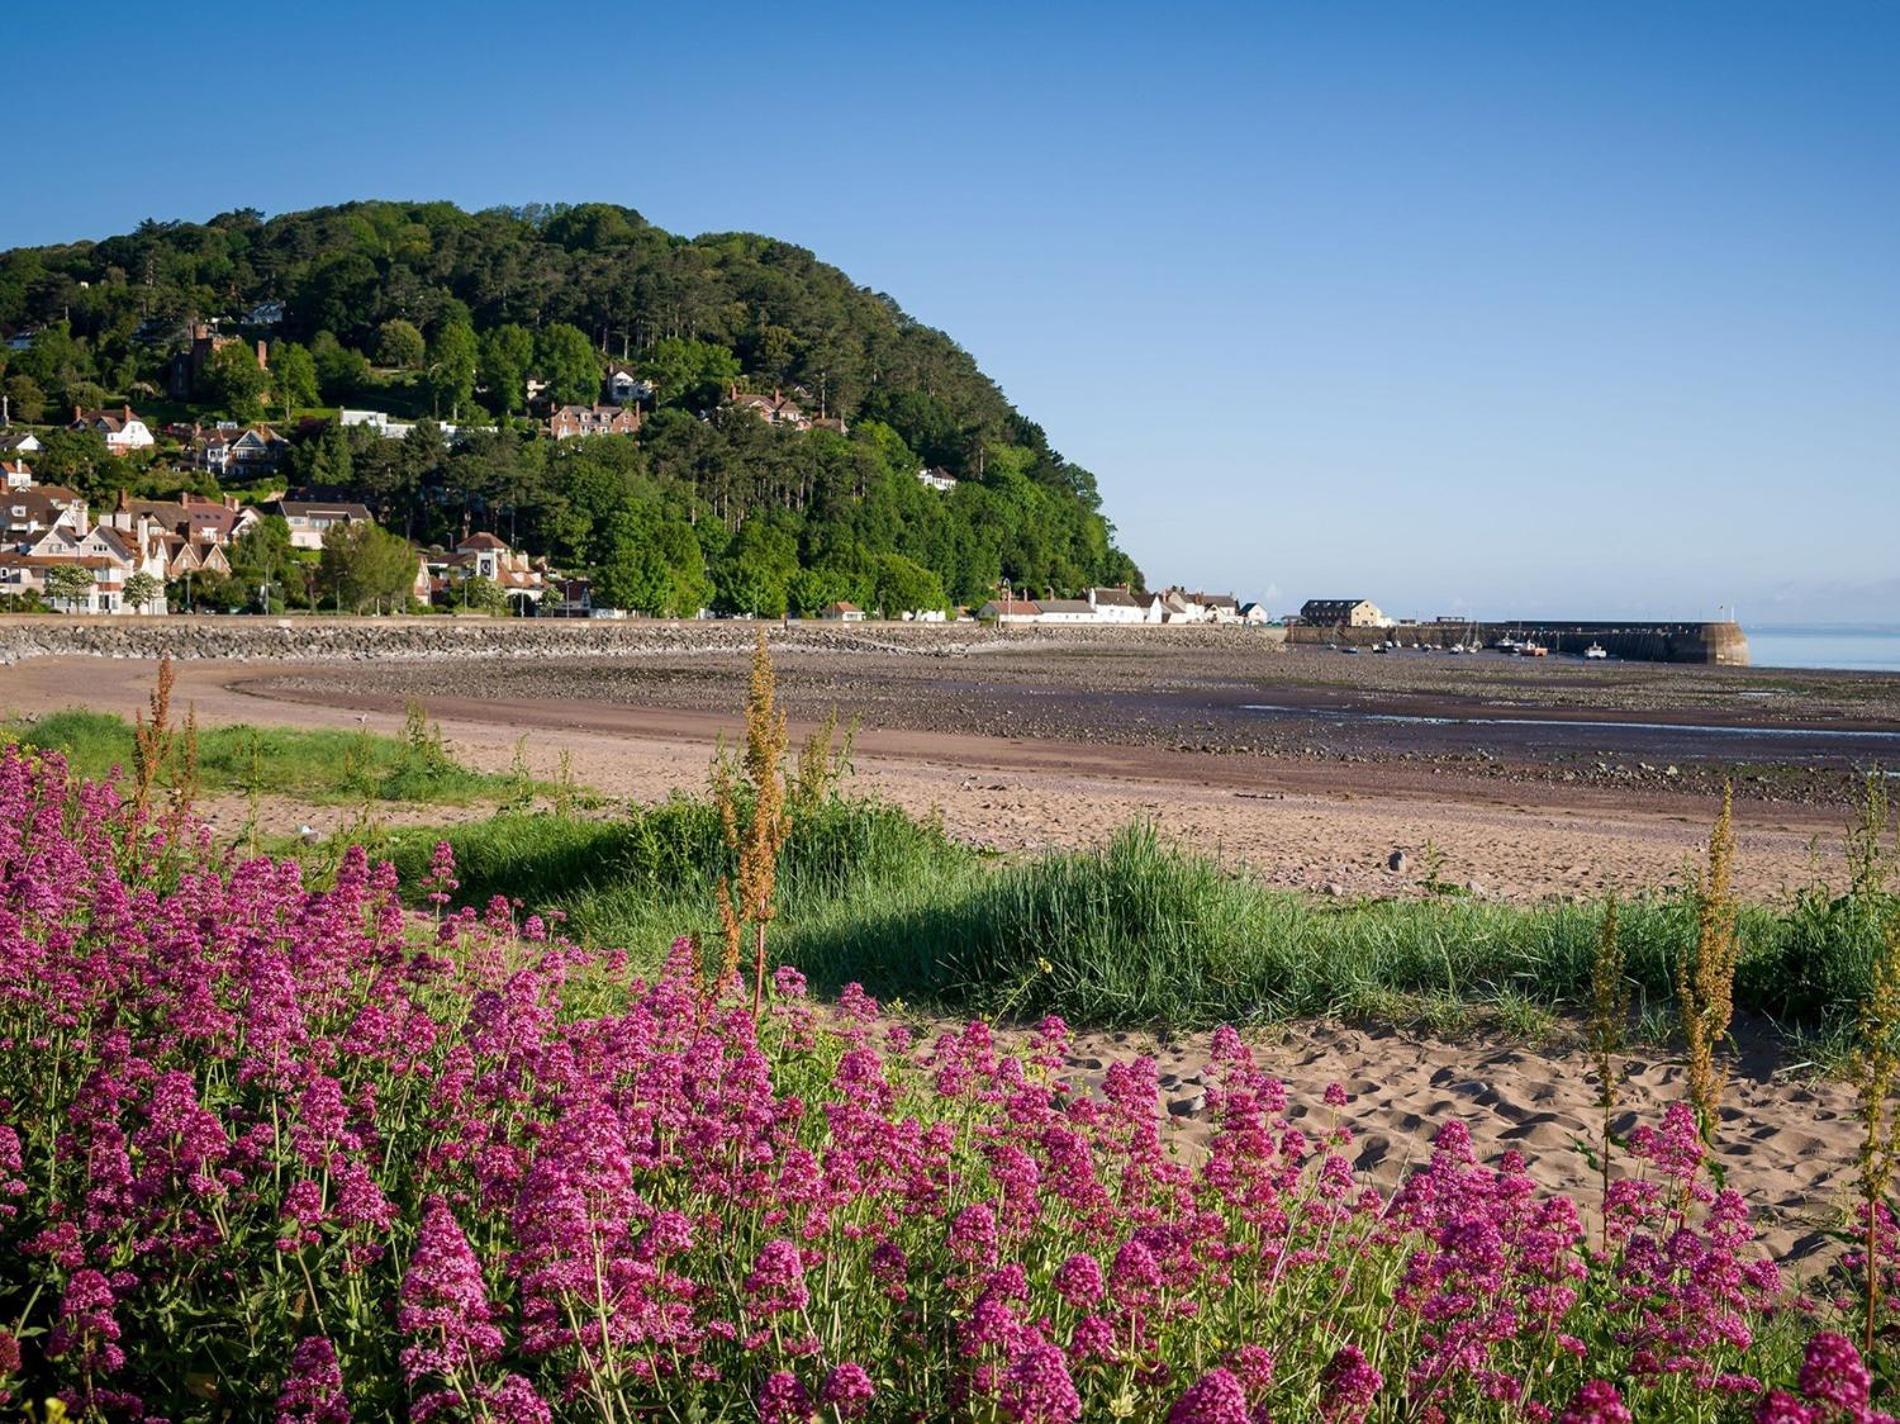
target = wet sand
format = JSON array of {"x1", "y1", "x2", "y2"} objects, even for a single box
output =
[{"x1": 0, "y1": 648, "x2": 1882, "y2": 902}]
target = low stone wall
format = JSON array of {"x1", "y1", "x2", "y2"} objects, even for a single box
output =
[{"x1": 0, "y1": 615, "x2": 1291, "y2": 665}]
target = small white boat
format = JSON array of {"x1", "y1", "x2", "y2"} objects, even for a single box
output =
[
  {"x1": 1447, "y1": 643, "x2": 1466, "y2": 655},
  {"x1": 1584, "y1": 643, "x2": 1608, "y2": 660}
]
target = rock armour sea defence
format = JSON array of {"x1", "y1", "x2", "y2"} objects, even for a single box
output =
[{"x1": 0, "y1": 615, "x2": 1290, "y2": 665}]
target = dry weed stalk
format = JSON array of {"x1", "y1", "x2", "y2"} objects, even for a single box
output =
[
  {"x1": 1856, "y1": 914, "x2": 1900, "y2": 1358},
  {"x1": 130, "y1": 654, "x2": 176, "y2": 830},
  {"x1": 1849, "y1": 771, "x2": 1899, "y2": 1357},
  {"x1": 711, "y1": 634, "x2": 792, "y2": 1014},
  {"x1": 1588, "y1": 898, "x2": 1629, "y2": 1250},
  {"x1": 1677, "y1": 785, "x2": 1739, "y2": 1146}
]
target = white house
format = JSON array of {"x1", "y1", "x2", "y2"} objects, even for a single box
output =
[
  {"x1": 0, "y1": 431, "x2": 43, "y2": 457},
  {"x1": 1087, "y1": 587, "x2": 1161, "y2": 623},
  {"x1": 339, "y1": 409, "x2": 412, "y2": 439},
  {"x1": 2, "y1": 460, "x2": 32, "y2": 490},
  {"x1": 1238, "y1": 601, "x2": 1271, "y2": 625},
  {"x1": 603, "y1": 363, "x2": 653, "y2": 406},
  {"x1": 978, "y1": 596, "x2": 1042, "y2": 625},
  {"x1": 917, "y1": 467, "x2": 958, "y2": 493},
  {"x1": 270, "y1": 499, "x2": 375, "y2": 551},
  {"x1": 1033, "y1": 598, "x2": 1098, "y2": 625},
  {"x1": 820, "y1": 600, "x2": 866, "y2": 622},
  {"x1": 71, "y1": 405, "x2": 156, "y2": 454},
  {"x1": 1159, "y1": 590, "x2": 1204, "y2": 623},
  {"x1": 440, "y1": 533, "x2": 547, "y2": 609}
]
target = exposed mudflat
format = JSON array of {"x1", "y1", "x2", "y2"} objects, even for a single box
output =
[{"x1": 3, "y1": 642, "x2": 1884, "y2": 904}]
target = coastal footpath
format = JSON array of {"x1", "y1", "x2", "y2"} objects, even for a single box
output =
[{"x1": 0, "y1": 615, "x2": 1293, "y2": 665}]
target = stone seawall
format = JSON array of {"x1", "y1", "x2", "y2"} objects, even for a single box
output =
[
  {"x1": 0, "y1": 615, "x2": 1292, "y2": 665},
  {"x1": 1284, "y1": 620, "x2": 1749, "y2": 665}
]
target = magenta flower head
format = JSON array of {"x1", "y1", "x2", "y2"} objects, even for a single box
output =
[
  {"x1": 1052, "y1": 1252, "x2": 1104, "y2": 1307},
  {"x1": 757, "y1": 1370, "x2": 811, "y2": 1424},
  {"x1": 1796, "y1": 1332, "x2": 1871, "y2": 1414},
  {"x1": 1753, "y1": 1392, "x2": 1818, "y2": 1424},
  {"x1": 1318, "y1": 1344, "x2": 1382, "y2": 1423},
  {"x1": 869, "y1": 1240, "x2": 909, "y2": 1298},
  {"x1": 1169, "y1": 1367, "x2": 1251, "y2": 1424},
  {"x1": 1225, "y1": 1346, "x2": 1276, "y2": 1397},
  {"x1": 49, "y1": 1268, "x2": 124, "y2": 1377},
  {"x1": 398, "y1": 1195, "x2": 503, "y2": 1388},
  {"x1": 745, "y1": 1238, "x2": 811, "y2": 1315},
  {"x1": 1001, "y1": 1344, "x2": 1083, "y2": 1424},
  {"x1": 481, "y1": 1375, "x2": 552, "y2": 1424},
  {"x1": 950, "y1": 1202, "x2": 1000, "y2": 1269},
  {"x1": 1559, "y1": 1379, "x2": 1633, "y2": 1424},
  {"x1": 276, "y1": 1336, "x2": 350, "y2": 1423},
  {"x1": 772, "y1": 965, "x2": 808, "y2": 999},
  {"x1": 820, "y1": 1362, "x2": 876, "y2": 1419}
]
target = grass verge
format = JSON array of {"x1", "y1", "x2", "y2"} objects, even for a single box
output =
[
  {"x1": 6, "y1": 706, "x2": 524, "y2": 806},
  {"x1": 383, "y1": 799, "x2": 1894, "y2": 1053}
]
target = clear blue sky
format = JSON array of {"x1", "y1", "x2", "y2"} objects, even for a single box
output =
[{"x1": 9, "y1": 1, "x2": 1897, "y2": 622}]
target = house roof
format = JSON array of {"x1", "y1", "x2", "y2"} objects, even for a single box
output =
[
  {"x1": 1038, "y1": 599, "x2": 1095, "y2": 615},
  {"x1": 829, "y1": 601, "x2": 861, "y2": 613},
  {"x1": 458, "y1": 532, "x2": 509, "y2": 551},
  {"x1": 983, "y1": 597, "x2": 1042, "y2": 615},
  {"x1": 272, "y1": 500, "x2": 372, "y2": 521},
  {"x1": 73, "y1": 406, "x2": 144, "y2": 433},
  {"x1": 1089, "y1": 587, "x2": 1141, "y2": 608}
]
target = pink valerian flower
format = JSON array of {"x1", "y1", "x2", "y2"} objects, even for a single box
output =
[
  {"x1": 481, "y1": 1374, "x2": 553, "y2": 1424},
  {"x1": 1000, "y1": 1344, "x2": 1083, "y2": 1424},
  {"x1": 868, "y1": 1240, "x2": 909, "y2": 1300},
  {"x1": 1224, "y1": 1346, "x2": 1275, "y2": 1398},
  {"x1": 1053, "y1": 1252, "x2": 1104, "y2": 1307},
  {"x1": 1319, "y1": 1345, "x2": 1382, "y2": 1423},
  {"x1": 422, "y1": 840, "x2": 459, "y2": 912},
  {"x1": 820, "y1": 1362, "x2": 876, "y2": 1418},
  {"x1": 48, "y1": 1268, "x2": 124, "y2": 1377},
  {"x1": 0, "y1": 1124, "x2": 25, "y2": 1218},
  {"x1": 398, "y1": 1195, "x2": 504, "y2": 1399},
  {"x1": 757, "y1": 1369, "x2": 811, "y2": 1424},
  {"x1": 1796, "y1": 1332, "x2": 1872, "y2": 1416},
  {"x1": 1559, "y1": 1379, "x2": 1632, "y2": 1424},
  {"x1": 1169, "y1": 1368, "x2": 1251, "y2": 1424},
  {"x1": 950, "y1": 1201, "x2": 1000, "y2": 1271},
  {"x1": 1755, "y1": 1394, "x2": 1818, "y2": 1424},
  {"x1": 745, "y1": 1238, "x2": 811, "y2": 1315},
  {"x1": 276, "y1": 1335, "x2": 350, "y2": 1423}
]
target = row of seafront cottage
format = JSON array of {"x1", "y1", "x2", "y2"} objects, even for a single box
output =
[
  {"x1": 1, "y1": 462, "x2": 545, "y2": 616},
  {"x1": 5, "y1": 430, "x2": 1268, "y2": 623}
]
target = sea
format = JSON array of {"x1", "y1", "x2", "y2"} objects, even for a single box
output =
[{"x1": 1745, "y1": 624, "x2": 1900, "y2": 673}]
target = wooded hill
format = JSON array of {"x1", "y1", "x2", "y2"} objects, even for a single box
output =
[{"x1": 0, "y1": 201, "x2": 1140, "y2": 615}]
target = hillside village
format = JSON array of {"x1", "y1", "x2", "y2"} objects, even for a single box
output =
[
  {"x1": 2, "y1": 379, "x2": 1261, "y2": 622},
  {"x1": 0, "y1": 201, "x2": 1280, "y2": 623}
]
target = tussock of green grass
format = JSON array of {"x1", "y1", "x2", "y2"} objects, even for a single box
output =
[
  {"x1": 385, "y1": 798, "x2": 1897, "y2": 1051},
  {"x1": 9, "y1": 708, "x2": 516, "y2": 806}
]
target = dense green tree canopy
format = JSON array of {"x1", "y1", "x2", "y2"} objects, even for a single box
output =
[{"x1": 0, "y1": 199, "x2": 1142, "y2": 608}]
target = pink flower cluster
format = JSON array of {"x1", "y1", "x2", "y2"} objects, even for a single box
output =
[{"x1": 0, "y1": 745, "x2": 1881, "y2": 1420}]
